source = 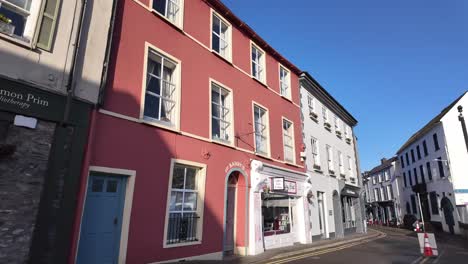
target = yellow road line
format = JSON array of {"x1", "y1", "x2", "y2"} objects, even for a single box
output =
[{"x1": 264, "y1": 232, "x2": 387, "y2": 264}]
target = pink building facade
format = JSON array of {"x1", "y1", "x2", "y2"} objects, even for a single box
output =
[{"x1": 69, "y1": 0, "x2": 309, "y2": 263}]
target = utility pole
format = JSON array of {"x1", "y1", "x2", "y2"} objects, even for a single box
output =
[
  {"x1": 417, "y1": 192, "x2": 425, "y2": 232},
  {"x1": 457, "y1": 105, "x2": 468, "y2": 153}
]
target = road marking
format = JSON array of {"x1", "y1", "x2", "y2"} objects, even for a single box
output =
[
  {"x1": 263, "y1": 231, "x2": 387, "y2": 264},
  {"x1": 411, "y1": 256, "x2": 423, "y2": 264}
]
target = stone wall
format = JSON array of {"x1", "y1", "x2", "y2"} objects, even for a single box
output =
[{"x1": 0, "y1": 118, "x2": 55, "y2": 264}]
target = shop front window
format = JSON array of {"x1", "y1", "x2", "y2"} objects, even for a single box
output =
[{"x1": 262, "y1": 193, "x2": 292, "y2": 236}]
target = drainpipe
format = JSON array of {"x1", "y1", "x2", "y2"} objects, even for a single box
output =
[
  {"x1": 62, "y1": 0, "x2": 88, "y2": 125},
  {"x1": 97, "y1": 0, "x2": 119, "y2": 106}
]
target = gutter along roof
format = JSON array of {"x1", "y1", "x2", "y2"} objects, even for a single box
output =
[
  {"x1": 396, "y1": 91, "x2": 467, "y2": 154},
  {"x1": 205, "y1": 0, "x2": 301, "y2": 75}
]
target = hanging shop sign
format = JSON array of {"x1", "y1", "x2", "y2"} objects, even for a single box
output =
[{"x1": 272, "y1": 177, "x2": 285, "y2": 191}]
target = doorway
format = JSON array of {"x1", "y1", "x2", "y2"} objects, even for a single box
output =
[
  {"x1": 223, "y1": 170, "x2": 248, "y2": 256},
  {"x1": 317, "y1": 192, "x2": 327, "y2": 238},
  {"x1": 332, "y1": 191, "x2": 344, "y2": 238},
  {"x1": 77, "y1": 173, "x2": 127, "y2": 264}
]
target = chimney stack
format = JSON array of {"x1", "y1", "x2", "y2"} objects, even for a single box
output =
[{"x1": 381, "y1": 158, "x2": 387, "y2": 164}]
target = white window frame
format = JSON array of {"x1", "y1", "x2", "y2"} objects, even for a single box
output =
[
  {"x1": 0, "y1": 0, "x2": 42, "y2": 43},
  {"x1": 209, "y1": 79, "x2": 234, "y2": 145},
  {"x1": 378, "y1": 173, "x2": 383, "y2": 183},
  {"x1": 326, "y1": 145, "x2": 334, "y2": 173},
  {"x1": 334, "y1": 115, "x2": 340, "y2": 131},
  {"x1": 372, "y1": 175, "x2": 376, "y2": 184},
  {"x1": 345, "y1": 125, "x2": 351, "y2": 139},
  {"x1": 380, "y1": 187, "x2": 386, "y2": 201},
  {"x1": 252, "y1": 102, "x2": 270, "y2": 157},
  {"x1": 151, "y1": 0, "x2": 185, "y2": 28},
  {"x1": 311, "y1": 137, "x2": 320, "y2": 168},
  {"x1": 251, "y1": 42, "x2": 266, "y2": 84},
  {"x1": 282, "y1": 117, "x2": 295, "y2": 163},
  {"x1": 386, "y1": 185, "x2": 393, "y2": 200},
  {"x1": 322, "y1": 106, "x2": 329, "y2": 124},
  {"x1": 163, "y1": 159, "x2": 206, "y2": 248},
  {"x1": 279, "y1": 64, "x2": 291, "y2": 99},
  {"x1": 374, "y1": 188, "x2": 379, "y2": 201},
  {"x1": 307, "y1": 93, "x2": 316, "y2": 115},
  {"x1": 140, "y1": 42, "x2": 182, "y2": 131},
  {"x1": 348, "y1": 156, "x2": 353, "y2": 178},
  {"x1": 338, "y1": 151, "x2": 345, "y2": 175},
  {"x1": 210, "y1": 10, "x2": 232, "y2": 61}
]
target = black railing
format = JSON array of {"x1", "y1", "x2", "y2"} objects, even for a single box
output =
[{"x1": 167, "y1": 214, "x2": 199, "y2": 245}]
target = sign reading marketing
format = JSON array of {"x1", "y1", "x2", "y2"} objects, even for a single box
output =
[{"x1": 272, "y1": 177, "x2": 285, "y2": 191}]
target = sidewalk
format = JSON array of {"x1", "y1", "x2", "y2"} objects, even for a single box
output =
[{"x1": 172, "y1": 229, "x2": 381, "y2": 264}]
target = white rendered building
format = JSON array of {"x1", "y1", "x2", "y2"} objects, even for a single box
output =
[
  {"x1": 396, "y1": 91, "x2": 468, "y2": 236},
  {"x1": 299, "y1": 72, "x2": 363, "y2": 241}
]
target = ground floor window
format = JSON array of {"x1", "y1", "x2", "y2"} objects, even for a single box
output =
[
  {"x1": 341, "y1": 196, "x2": 356, "y2": 228},
  {"x1": 262, "y1": 193, "x2": 293, "y2": 236}
]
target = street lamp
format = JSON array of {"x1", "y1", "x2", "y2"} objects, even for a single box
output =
[{"x1": 457, "y1": 105, "x2": 468, "y2": 153}]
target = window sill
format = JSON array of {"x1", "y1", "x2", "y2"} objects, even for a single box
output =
[
  {"x1": 163, "y1": 240, "x2": 202, "y2": 249},
  {"x1": 150, "y1": 9, "x2": 184, "y2": 32},
  {"x1": 255, "y1": 152, "x2": 272, "y2": 160},
  {"x1": 141, "y1": 118, "x2": 180, "y2": 133},
  {"x1": 251, "y1": 76, "x2": 268, "y2": 88},
  {"x1": 314, "y1": 168, "x2": 323, "y2": 174},
  {"x1": 280, "y1": 94, "x2": 293, "y2": 103},
  {"x1": 211, "y1": 50, "x2": 233, "y2": 65},
  {"x1": 211, "y1": 138, "x2": 235, "y2": 149},
  {"x1": 0, "y1": 33, "x2": 34, "y2": 50}
]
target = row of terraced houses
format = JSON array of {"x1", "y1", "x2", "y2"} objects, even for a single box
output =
[{"x1": 0, "y1": 0, "x2": 364, "y2": 263}]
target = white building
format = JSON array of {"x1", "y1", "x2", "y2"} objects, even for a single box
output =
[
  {"x1": 363, "y1": 157, "x2": 404, "y2": 226},
  {"x1": 299, "y1": 72, "x2": 363, "y2": 241},
  {"x1": 396, "y1": 91, "x2": 468, "y2": 237}
]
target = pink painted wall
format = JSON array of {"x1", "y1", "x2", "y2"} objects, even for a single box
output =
[{"x1": 70, "y1": 0, "x2": 305, "y2": 263}]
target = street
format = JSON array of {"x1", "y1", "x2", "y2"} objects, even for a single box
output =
[{"x1": 254, "y1": 228, "x2": 468, "y2": 264}]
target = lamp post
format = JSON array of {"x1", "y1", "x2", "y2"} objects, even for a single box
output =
[{"x1": 457, "y1": 105, "x2": 468, "y2": 153}]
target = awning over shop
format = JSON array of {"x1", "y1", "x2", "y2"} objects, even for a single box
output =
[{"x1": 340, "y1": 184, "x2": 360, "y2": 198}]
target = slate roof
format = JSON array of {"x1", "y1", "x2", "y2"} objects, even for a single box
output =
[{"x1": 367, "y1": 156, "x2": 397, "y2": 176}]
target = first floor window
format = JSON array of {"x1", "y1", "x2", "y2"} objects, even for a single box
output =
[
  {"x1": 437, "y1": 157, "x2": 445, "y2": 178},
  {"x1": 403, "y1": 172, "x2": 407, "y2": 187},
  {"x1": 311, "y1": 137, "x2": 320, "y2": 167},
  {"x1": 348, "y1": 157, "x2": 353, "y2": 178},
  {"x1": 426, "y1": 162, "x2": 433, "y2": 180},
  {"x1": 338, "y1": 151, "x2": 344, "y2": 175},
  {"x1": 282, "y1": 119, "x2": 294, "y2": 162},
  {"x1": 254, "y1": 105, "x2": 268, "y2": 155},
  {"x1": 326, "y1": 145, "x2": 334, "y2": 173},
  {"x1": 153, "y1": 0, "x2": 182, "y2": 26},
  {"x1": 386, "y1": 185, "x2": 393, "y2": 200},
  {"x1": 374, "y1": 189, "x2": 379, "y2": 201},
  {"x1": 144, "y1": 49, "x2": 178, "y2": 125},
  {"x1": 307, "y1": 94, "x2": 315, "y2": 114},
  {"x1": 167, "y1": 163, "x2": 203, "y2": 244},
  {"x1": 211, "y1": 82, "x2": 231, "y2": 142}
]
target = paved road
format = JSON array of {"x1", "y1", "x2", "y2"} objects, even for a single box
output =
[{"x1": 258, "y1": 228, "x2": 467, "y2": 264}]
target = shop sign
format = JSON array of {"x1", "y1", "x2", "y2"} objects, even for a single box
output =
[
  {"x1": 272, "y1": 177, "x2": 285, "y2": 191},
  {"x1": 1, "y1": 88, "x2": 50, "y2": 110},
  {"x1": 224, "y1": 161, "x2": 246, "y2": 174},
  {"x1": 345, "y1": 189, "x2": 356, "y2": 195},
  {"x1": 285, "y1": 180, "x2": 297, "y2": 194}
]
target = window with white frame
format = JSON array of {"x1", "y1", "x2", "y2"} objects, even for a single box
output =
[
  {"x1": 386, "y1": 185, "x2": 393, "y2": 200},
  {"x1": 307, "y1": 94, "x2": 316, "y2": 114},
  {"x1": 334, "y1": 115, "x2": 341, "y2": 131},
  {"x1": 326, "y1": 145, "x2": 334, "y2": 173},
  {"x1": 152, "y1": 0, "x2": 183, "y2": 27},
  {"x1": 345, "y1": 125, "x2": 351, "y2": 139},
  {"x1": 311, "y1": 137, "x2": 320, "y2": 168},
  {"x1": 211, "y1": 82, "x2": 232, "y2": 142},
  {"x1": 166, "y1": 163, "x2": 204, "y2": 245},
  {"x1": 251, "y1": 44, "x2": 265, "y2": 83},
  {"x1": 279, "y1": 66, "x2": 290, "y2": 98},
  {"x1": 384, "y1": 170, "x2": 390, "y2": 181},
  {"x1": 0, "y1": 0, "x2": 60, "y2": 49},
  {"x1": 322, "y1": 106, "x2": 329, "y2": 124},
  {"x1": 144, "y1": 49, "x2": 178, "y2": 126},
  {"x1": 348, "y1": 156, "x2": 354, "y2": 178},
  {"x1": 372, "y1": 175, "x2": 376, "y2": 184},
  {"x1": 338, "y1": 151, "x2": 345, "y2": 175},
  {"x1": 380, "y1": 187, "x2": 386, "y2": 201},
  {"x1": 254, "y1": 104, "x2": 269, "y2": 155},
  {"x1": 282, "y1": 119, "x2": 294, "y2": 162},
  {"x1": 378, "y1": 172, "x2": 382, "y2": 183},
  {"x1": 374, "y1": 188, "x2": 379, "y2": 201},
  {"x1": 211, "y1": 12, "x2": 231, "y2": 60}
]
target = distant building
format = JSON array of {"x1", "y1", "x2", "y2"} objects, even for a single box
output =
[
  {"x1": 363, "y1": 157, "x2": 404, "y2": 226},
  {"x1": 396, "y1": 91, "x2": 468, "y2": 237},
  {"x1": 300, "y1": 72, "x2": 363, "y2": 241}
]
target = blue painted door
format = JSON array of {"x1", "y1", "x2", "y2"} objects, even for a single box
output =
[{"x1": 77, "y1": 173, "x2": 127, "y2": 264}]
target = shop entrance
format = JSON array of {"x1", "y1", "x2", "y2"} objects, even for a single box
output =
[
  {"x1": 317, "y1": 192, "x2": 327, "y2": 238},
  {"x1": 262, "y1": 193, "x2": 298, "y2": 249},
  {"x1": 223, "y1": 170, "x2": 248, "y2": 256}
]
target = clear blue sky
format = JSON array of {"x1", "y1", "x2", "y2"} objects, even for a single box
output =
[{"x1": 223, "y1": 0, "x2": 468, "y2": 171}]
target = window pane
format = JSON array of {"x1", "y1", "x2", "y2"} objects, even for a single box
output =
[
  {"x1": 170, "y1": 191, "x2": 183, "y2": 211},
  {"x1": 92, "y1": 179, "x2": 104, "y2": 192},
  {"x1": 153, "y1": 0, "x2": 166, "y2": 15},
  {"x1": 185, "y1": 168, "x2": 197, "y2": 190},
  {"x1": 212, "y1": 34, "x2": 220, "y2": 52},
  {"x1": 212, "y1": 117, "x2": 220, "y2": 138},
  {"x1": 44, "y1": 0, "x2": 58, "y2": 15},
  {"x1": 172, "y1": 166, "x2": 185, "y2": 189},
  {"x1": 212, "y1": 15, "x2": 220, "y2": 33},
  {"x1": 143, "y1": 94, "x2": 160, "y2": 119},
  {"x1": 37, "y1": 17, "x2": 53, "y2": 44},
  {"x1": 183, "y1": 192, "x2": 197, "y2": 210},
  {"x1": 106, "y1": 180, "x2": 118, "y2": 193}
]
